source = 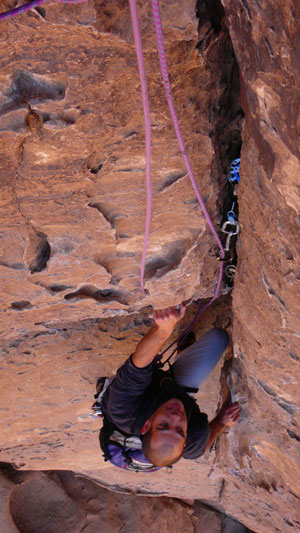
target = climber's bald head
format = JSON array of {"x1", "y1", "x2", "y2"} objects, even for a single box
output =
[{"x1": 141, "y1": 399, "x2": 187, "y2": 466}]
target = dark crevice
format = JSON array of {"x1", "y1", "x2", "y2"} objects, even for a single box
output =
[
  {"x1": 264, "y1": 37, "x2": 274, "y2": 57},
  {"x1": 35, "y1": 6, "x2": 46, "y2": 18},
  {"x1": 241, "y1": 0, "x2": 252, "y2": 20},
  {"x1": 88, "y1": 163, "x2": 103, "y2": 175},
  {"x1": 29, "y1": 232, "x2": 51, "y2": 273},
  {"x1": 145, "y1": 239, "x2": 191, "y2": 280},
  {"x1": 112, "y1": 168, "x2": 144, "y2": 173},
  {"x1": 123, "y1": 130, "x2": 137, "y2": 139},
  {"x1": 196, "y1": 0, "x2": 243, "y2": 289},
  {"x1": 287, "y1": 429, "x2": 300, "y2": 442},
  {"x1": 283, "y1": 518, "x2": 295, "y2": 528},
  {"x1": 0, "y1": 69, "x2": 65, "y2": 118},
  {"x1": 196, "y1": 0, "x2": 225, "y2": 34},
  {"x1": 262, "y1": 272, "x2": 287, "y2": 309},
  {"x1": 10, "y1": 301, "x2": 32, "y2": 311},
  {"x1": 88, "y1": 202, "x2": 125, "y2": 230},
  {"x1": 289, "y1": 351, "x2": 300, "y2": 362},
  {"x1": 257, "y1": 379, "x2": 296, "y2": 414},
  {"x1": 64, "y1": 285, "x2": 128, "y2": 305},
  {"x1": 49, "y1": 284, "x2": 73, "y2": 293},
  {"x1": 159, "y1": 171, "x2": 187, "y2": 192}
]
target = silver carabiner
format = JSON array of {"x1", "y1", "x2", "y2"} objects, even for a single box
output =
[
  {"x1": 224, "y1": 232, "x2": 233, "y2": 252},
  {"x1": 224, "y1": 264, "x2": 236, "y2": 279},
  {"x1": 221, "y1": 220, "x2": 240, "y2": 236}
]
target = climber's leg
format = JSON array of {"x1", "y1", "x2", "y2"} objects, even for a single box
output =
[{"x1": 172, "y1": 328, "x2": 229, "y2": 390}]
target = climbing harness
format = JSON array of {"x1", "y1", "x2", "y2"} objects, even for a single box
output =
[
  {"x1": 93, "y1": 376, "x2": 162, "y2": 473},
  {"x1": 0, "y1": 0, "x2": 87, "y2": 21}
]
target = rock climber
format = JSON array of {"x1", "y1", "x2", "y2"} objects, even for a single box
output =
[{"x1": 101, "y1": 305, "x2": 240, "y2": 467}]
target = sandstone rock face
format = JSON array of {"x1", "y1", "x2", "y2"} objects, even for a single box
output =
[
  {"x1": 0, "y1": 0, "x2": 228, "y2": 340},
  {"x1": 0, "y1": 1, "x2": 299, "y2": 533},
  {"x1": 220, "y1": 1, "x2": 300, "y2": 531},
  {"x1": 0, "y1": 464, "x2": 250, "y2": 533},
  {"x1": 0, "y1": 471, "x2": 19, "y2": 533}
]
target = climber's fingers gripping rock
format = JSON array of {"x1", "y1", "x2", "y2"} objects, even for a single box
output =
[
  {"x1": 219, "y1": 401, "x2": 240, "y2": 427},
  {"x1": 153, "y1": 304, "x2": 186, "y2": 337}
]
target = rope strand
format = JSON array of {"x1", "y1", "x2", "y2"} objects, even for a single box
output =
[
  {"x1": 151, "y1": 0, "x2": 224, "y2": 262},
  {"x1": 0, "y1": 0, "x2": 87, "y2": 21},
  {"x1": 151, "y1": 0, "x2": 225, "y2": 353},
  {"x1": 128, "y1": 0, "x2": 152, "y2": 295}
]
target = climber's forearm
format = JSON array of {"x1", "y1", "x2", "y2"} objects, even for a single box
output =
[
  {"x1": 205, "y1": 402, "x2": 240, "y2": 451},
  {"x1": 132, "y1": 325, "x2": 172, "y2": 368},
  {"x1": 205, "y1": 415, "x2": 226, "y2": 451},
  {"x1": 132, "y1": 305, "x2": 186, "y2": 368}
]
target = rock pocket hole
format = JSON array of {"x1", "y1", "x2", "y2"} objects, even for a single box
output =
[
  {"x1": 35, "y1": 6, "x2": 46, "y2": 18},
  {"x1": 145, "y1": 240, "x2": 189, "y2": 280},
  {"x1": 64, "y1": 285, "x2": 128, "y2": 305},
  {"x1": 25, "y1": 231, "x2": 51, "y2": 274},
  {"x1": 12, "y1": 69, "x2": 65, "y2": 102},
  {"x1": 10, "y1": 301, "x2": 32, "y2": 311},
  {"x1": 89, "y1": 163, "x2": 103, "y2": 174}
]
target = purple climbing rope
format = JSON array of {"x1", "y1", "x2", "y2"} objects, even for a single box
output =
[
  {"x1": 151, "y1": 0, "x2": 225, "y2": 348},
  {"x1": 0, "y1": 0, "x2": 87, "y2": 21},
  {"x1": 129, "y1": 0, "x2": 224, "y2": 317},
  {"x1": 128, "y1": 0, "x2": 152, "y2": 296},
  {"x1": 129, "y1": 0, "x2": 225, "y2": 355}
]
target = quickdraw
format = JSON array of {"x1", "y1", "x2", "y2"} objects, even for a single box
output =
[{"x1": 219, "y1": 158, "x2": 240, "y2": 287}]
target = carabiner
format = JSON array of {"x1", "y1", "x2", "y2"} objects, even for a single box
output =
[{"x1": 221, "y1": 220, "x2": 240, "y2": 236}]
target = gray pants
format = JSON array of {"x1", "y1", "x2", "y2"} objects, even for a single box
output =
[{"x1": 172, "y1": 328, "x2": 229, "y2": 390}]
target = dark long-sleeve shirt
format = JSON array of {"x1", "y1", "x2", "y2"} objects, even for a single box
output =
[{"x1": 102, "y1": 355, "x2": 209, "y2": 460}]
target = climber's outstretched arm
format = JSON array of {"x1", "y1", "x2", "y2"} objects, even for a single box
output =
[
  {"x1": 205, "y1": 401, "x2": 240, "y2": 451},
  {"x1": 132, "y1": 305, "x2": 186, "y2": 368}
]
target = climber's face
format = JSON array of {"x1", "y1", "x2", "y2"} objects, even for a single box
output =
[{"x1": 141, "y1": 399, "x2": 187, "y2": 465}]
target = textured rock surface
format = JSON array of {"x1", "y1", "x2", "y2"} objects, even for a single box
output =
[
  {"x1": 220, "y1": 1, "x2": 300, "y2": 531},
  {"x1": 0, "y1": 471, "x2": 19, "y2": 533},
  {"x1": 0, "y1": 0, "x2": 228, "y2": 340},
  {"x1": 0, "y1": 1, "x2": 299, "y2": 533},
  {"x1": 0, "y1": 463, "x2": 250, "y2": 533}
]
